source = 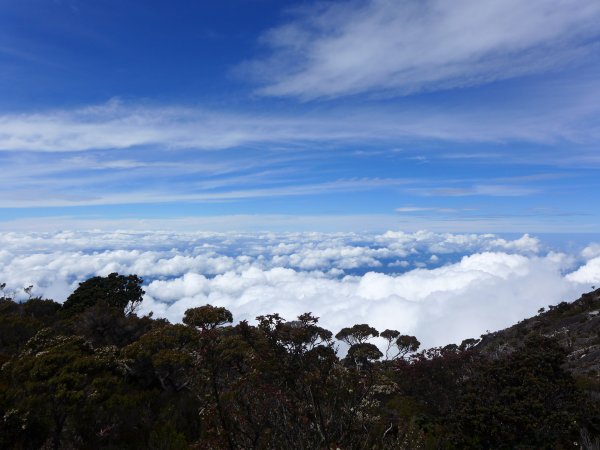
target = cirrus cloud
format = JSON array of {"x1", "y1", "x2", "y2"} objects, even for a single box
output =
[{"x1": 243, "y1": 0, "x2": 600, "y2": 99}]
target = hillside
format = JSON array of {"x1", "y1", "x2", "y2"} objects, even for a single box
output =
[
  {"x1": 478, "y1": 288, "x2": 600, "y2": 379},
  {"x1": 1, "y1": 274, "x2": 599, "y2": 449}
]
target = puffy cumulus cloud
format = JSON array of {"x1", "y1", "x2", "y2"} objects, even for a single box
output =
[
  {"x1": 377, "y1": 230, "x2": 540, "y2": 255},
  {"x1": 140, "y1": 252, "x2": 583, "y2": 348},
  {"x1": 0, "y1": 229, "x2": 542, "y2": 272},
  {"x1": 270, "y1": 243, "x2": 387, "y2": 270},
  {"x1": 0, "y1": 229, "x2": 594, "y2": 347},
  {"x1": 566, "y1": 257, "x2": 600, "y2": 285},
  {"x1": 582, "y1": 243, "x2": 600, "y2": 260},
  {"x1": 356, "y1": 252, "x2": 531, "y2": 302},
  {"x1": 0, "y1": 248, "x2": 243, "y2": 301},
  {"x1": 0, "y1": 230, "x2": 547, "y2": 298},
  {"x1": 488, "y1": 234, "x2": 541, "y2": 253},
  {"x1": 563, "y1": 244, "x2": 600, "y2": 285}
]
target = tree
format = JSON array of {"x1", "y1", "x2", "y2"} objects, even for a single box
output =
[
  {"x1": 0, "y1": 330, "x2": 125, "y2": 449},
  {"x1": 1, "y1": 273, "x2": 597, "y2": 448},
  {"x1": 335, "y1": 324, "x2": 379, "y2": 346},
  {"x1": 62, "y1": 273, "x2": 144, "y2": 316},
  {"x1": 256, "y1": 312, "x2": 333, "y2": 356},
  {"x1": 381, "y1": 329, "x2": 400, "y2": 360},
  {"x1": 22, "y1": 298, "x2": 61, "y2": 322},
  {"x1": 182, "y1": 304, "x2": 233, "y2": 331},
  {"x1": 345, "y1": 342, "x2": 383, "y2": 368},
  {"x1": 395, "y1": 335, "x2": 420, "y2": 359},
  {"x1": 0, "y1": 297, "x2": 61, "y2": 360},
  {"x1": 381, "y1": 329, "x2": 420, "y2": 360},
  {"x1": 458, "y1": 337, "x2": 480, "y2": 351},
  {"x1": 122, "y1": 323, "x2": 199, "y2": 392},
  {"x1": 448, "y1": 335, "x2": 583, "y2": 448}
]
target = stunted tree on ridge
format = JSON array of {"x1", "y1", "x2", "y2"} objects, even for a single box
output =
[
  {"x1": 183, "y1": 304, "x2": 233, "y2": 331},
  {"x1": 62, "y1": 273, "x2": 144, "y2": 316}
]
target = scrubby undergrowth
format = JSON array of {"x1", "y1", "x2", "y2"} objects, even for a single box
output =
[{"x1": 1, "y1": 274, "x2": 599, "y2": 449}]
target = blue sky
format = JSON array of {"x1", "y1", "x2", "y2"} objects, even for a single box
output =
[{"x1": 1, "y1": 0, "x2": 600, "y2": 232}]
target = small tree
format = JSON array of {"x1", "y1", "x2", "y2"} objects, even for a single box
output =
[
  {"x1": 23, "y1": 285, "x2": 33, "y2": 300},
  {"x1": 459, "y1": 338, "x2": 480, "y2": 352},
  {"x1": 183, "y1": 305, "x2": 233, "y2": 331},
  {"x1": 62, "y1": 273, "x2": 144, "y2": 316},
  {"x1": 256, "y1": 312, "x2": 333, "y2": 356},
  {"x1": 381, "y1": 329, "x2": 400, "y2": 359},
  {"x1": 395, "y1": 335, "x2": 421, "y2": 359},
  {"x1": 381, "y1": 329, "x2": 420, "y2": 360},
  {"x1": 345, "y1": 342, "x2": 383, "y2": 369},
  {"x1": 335, "y1": 324, "x2": 379, "y2": 346},
  {"x1": 0, "y1": 282, "x2": 12, "y2": 301}
]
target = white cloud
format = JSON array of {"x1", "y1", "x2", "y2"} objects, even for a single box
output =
[
  {"x1": 566, "y1": 257, "x2": 600, "y2": 285},
  {"x1": 396, "y1": 206, "x2": 473, "y2": 213},
  {"x1": 140, "y1": 251, "x2": 582, "y2": 347},
  {"x1": 489, "y1": 234, "x2": 541, "y2": 253},
  {"x1": 1, "y1": 93, "x2": 600, "y2": 157},
  {"x1": 1, "y1": 213, "x2": 591, "y2": 234},
  {"x1": 410, "y1": 184, "x2": 539, "y2": 197},
  {"x1": 2, "y1": 99, "x2": 398, "y2": 153},
  {"x1": 389, "y1": 260, "x2": 409, "y2": 268},
  {"x1": 0, "y1": 176, "x2": 415, "y2": 208},
  {"x1": 244, "y1": 0, "x2": 600, "y2": 99},
  {"x1": 582, "y1": 243, "x2": 600, "y2": 260},
  {"x1": 377, "y1": 230, "x2": 540, "y2": 254},
  {"x1": 0, "y1": 229, "x2": 594, "y2": 347}
]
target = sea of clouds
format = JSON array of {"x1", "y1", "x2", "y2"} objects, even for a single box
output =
[{"x1": 1, "y1": 230, "x2": 599, "y2": 348}]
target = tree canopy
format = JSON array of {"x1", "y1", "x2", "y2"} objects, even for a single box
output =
[
  {"x1": 0, "y1": 274, "x2": 598, "y2": 449},
  {"x1": 182, "y1": 304, "x2": 233, "y2": 330},
  {"x1": 62, "y1": 273, "x2": 144, "y2": 316}
]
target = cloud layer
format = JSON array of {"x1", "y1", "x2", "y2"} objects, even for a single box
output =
[
  {"x1": 2, "y1": 88, "x2": 600, "y2": 155},
  {"x1": 142, "y1": 251, "x2": 577, "y2": 348},
  {"x1": 245, "y1": 0, "x2": 600, "y2": 99},
  {"x1": 0, "y1": 229, "x2": 596, "y2": 347}
]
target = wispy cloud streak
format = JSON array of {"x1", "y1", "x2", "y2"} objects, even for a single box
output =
[
  {"x1": 1, "y1": 89, "x2": 600, "y2": 154},
  {"x1": 242, "y1": 0, "x2": 600, "y2": 99}
]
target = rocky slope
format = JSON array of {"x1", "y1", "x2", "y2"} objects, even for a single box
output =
[{"x1": 478, "y1": 288, "x2": 600, "y2": 396}]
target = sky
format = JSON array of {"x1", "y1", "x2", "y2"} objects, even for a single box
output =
[
  {"x1": 0, "y1": 0, "x2": 599, "y2": 232},
  {"x1": 1, "y1": 1, "x2": 600, "y2": 346}
]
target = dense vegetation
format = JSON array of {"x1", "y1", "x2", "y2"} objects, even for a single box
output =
[{"x1": 1, "y1": 274, "x2": 598, "y2": 449}]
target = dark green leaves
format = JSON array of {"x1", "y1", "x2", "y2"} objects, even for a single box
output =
[
  {"x1": 62, "y1": 273, "x2": 144, "y2": 316},
  {"x1": 182, "y1": 304, "x2": 233, "y2": 330}
]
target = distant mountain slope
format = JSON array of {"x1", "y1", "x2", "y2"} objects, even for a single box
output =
[{"x1": 478, "y1": 288, "x2": 600, "y2": 380}]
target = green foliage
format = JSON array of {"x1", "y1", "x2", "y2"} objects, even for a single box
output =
[
  {"x1": 22, "y1": 298, "x2": 62, "y2": 321},
  {"x1": 381, "y1": 328, "x2": 400, "y2": 342},
  {"x1": 345, "y1": 342, "x2": 383, "y2": 368},
  {"x1": 395, "y1": 335, "x2": 420, "y2": 358},
  {"x1": 62, "y1": 273, "x2": 144, "y2": 316},
  {"x1": 123, "y1": 323, "x2": 199, "y2": 392},
  {"x1": 458, "y1": 337, "x2": 479, "y2": 351},
  {"x1": 1, "y1": 331, "x2": 124, "y2": 449},
  {"x1": 182, "y1": 304, "x2": 233, "y2": 330},
  {"x1": 335, "y1": 323, "x2": 379, "y2": 345},
  {"x1": 0, "y1": 276, "x2": 597, "y2": 448},
  {"x1": 0, "y1": 297, "x2": 62, "y2": 360},
  {"x1": 447, "y1": 335, "x2": 583, "y2": 448},
  {"x1": 72, "y1": 302, "x2": 157, "y2": 347}
]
